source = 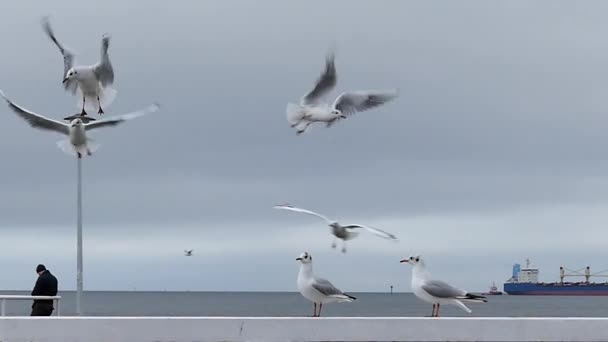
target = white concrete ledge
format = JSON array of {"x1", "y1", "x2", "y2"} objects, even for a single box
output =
[{"x1": 2, "y1": 317, "x2": 608, "y2": 342}]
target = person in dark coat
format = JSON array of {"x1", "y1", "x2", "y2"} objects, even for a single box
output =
[{"x1": 31, "y1": 264, "x2": 58, "y2": 316}]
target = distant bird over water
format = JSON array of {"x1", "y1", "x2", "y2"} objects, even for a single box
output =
[
  {"x1": 286, "y1": 52, "x2": 398, "y2": 135},
  {"x1": 184, "y1": 249, "x2": 193, "y2": 256},
  {"x1": 296, "y1": 252, "x2": 356, "y2": 317},
  {"x1": 41, "y1": 16, "x2": 116, "y2": 116},
  {"x1": 273, "y1": 204, "x2": 398, "y2": 253},
  {"x1": 0, "y1": 90, "x2": 158, "y2": 158}
]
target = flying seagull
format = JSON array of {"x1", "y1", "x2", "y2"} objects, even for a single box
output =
[
  {"x1": 286, "y1": 52, "x2": 398, "y2": 135},
  {"x1": 273, "y1": 204, "x2": 398, "y2": 253},
  {"x1": 184, "y1": 250, "x2": 193, "y2": 256},
  {"x1": 400, "y1": 255, "x2": 487, "y2": 317},
  {"x1": 41, "y1": 16, "x2": 116, "y2": 116},
  {"x1": 0, "y1": 90, "x2": 158, "y2": 158},
  {"x1": 296, "y1": 252, "x2": 355, "y2": 317}
]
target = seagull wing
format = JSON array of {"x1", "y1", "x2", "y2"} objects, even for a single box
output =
[
  {"x1": 41, "y1": 16, "x2": 78, "y2": 94},
  {"x1": 272, "y1": 204, "x2": 333, "y2": 224},
  {"x1": 421, "y1": 280, "x2": 467, "y2": 298},
  {"x1": 342, "y1": 224, "x2": 398, "y2": 241},
  {"x1": 85, "y1": 103, "x2": 159, "y2": 131},
  {"x1": 0, "y1": 90, "x2": 69, "y2": 135},
  {"x1": 300, "y1": 53, "x2": 336, "y2": 106},
  {"x1": 331, "y1": 89, "x2": 398, "y2": 116},
  {"x1": 93, "y1": 34, "x2": 114, "y2": 87},
  {"x1": 311, "y1": 277, "x2": 345, "y2": 296}
]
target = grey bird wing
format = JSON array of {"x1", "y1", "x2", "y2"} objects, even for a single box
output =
[
  {"x1": 93, "y1": 34, "x2": 114, "y2": 87},
  {"x1": 421, "y1": 280, "x2": 467, "y2": 298},
  {"x1": 312, "y1": 277, "x2": 344, "y2": 296},
  {"x1": 0, "y1": 90, "x2": 69, "y2": 135},
  {"x1": 85, "y1": 103, "x2": 159, "y2": 131},
  {"x1": 300, "y1": 53, "x2": 336, "y2": 106},
  {"x1": 272, "y1": 204, "x2": 333, "y2": 224},
  {"x1": 342, "y1": 224, "x2": 398, "y2": 241},
  {"x1": 331, "y1": 89, "x2": 398, "y2": 116},
  {"x1": 41, "y1": 16, "x2": 78, "y2": 94}
]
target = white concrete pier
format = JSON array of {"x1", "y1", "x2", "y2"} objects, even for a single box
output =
[{"x1": 2, "y1": 317, "x2": 608, "y2": 342}]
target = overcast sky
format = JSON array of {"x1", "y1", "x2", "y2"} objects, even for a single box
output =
[{"x1": 2, "y1": 1, "x2": 608, "y2": 292}]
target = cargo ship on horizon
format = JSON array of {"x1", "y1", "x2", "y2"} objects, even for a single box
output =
[{"x1": 503, "y1": 259, "x2": 608, "y2": 296}]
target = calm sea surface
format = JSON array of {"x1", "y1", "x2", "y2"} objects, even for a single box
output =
[{"x1": 2, "y1": 291, "x2": 608, "y2": 317}]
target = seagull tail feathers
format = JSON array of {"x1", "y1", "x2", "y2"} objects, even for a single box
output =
[
  {"x1": 330, "y1": 294, "x2": 356, "y2": 302},
  {"x1": 453, "y1": 299, "x2": 473, "y2": 313},
  {"x1": 460, "y1": 293, "x2": 488, "y2": 303},
  {"x1": 286, "y1": 103, "x2": 305, "y2": 125}
]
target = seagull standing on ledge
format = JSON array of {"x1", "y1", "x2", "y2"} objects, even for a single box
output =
[
  {"x1": 273, "y1": 204, "x2": 398, "y2": 253},
  {"x1": 296, "y1": 252, "x2": 356, "y2": 317},
  {"x1": 400, "y1": 255, "x2": 487, "y2": 317},
  {"x1": 286, "y1": 52, "x2": 398, "y2": 135},
  {"x1": 41, "y1": 16, "x2": 116, "y2": 116},
  {"x1": 0, "y1": 90, "x2": 158, "y2": 158}
]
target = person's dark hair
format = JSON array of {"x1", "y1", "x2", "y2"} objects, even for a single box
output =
[{"x1": 36, "y1": 264, "x2": 46, "y2": 273}]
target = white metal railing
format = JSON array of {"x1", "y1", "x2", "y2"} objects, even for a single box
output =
[{"x1": 0, "y1": 295, "x2": 61, "y2": 316}]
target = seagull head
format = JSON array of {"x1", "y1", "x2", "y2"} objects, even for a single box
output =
[
  {"x1": 70, "y1": 118, "x2": 83, "y2": 128},
  {"x1": 400, "y1": 255, "x2": 422, "y2": 265},
  {"x1": 296, "y1": 252, "x2": 312, "y2": 264},
  {"x1": 63, "y1": 68, "x2": 78, "y2": 83}
]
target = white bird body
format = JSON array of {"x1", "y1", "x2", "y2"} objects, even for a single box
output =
[
  {"x1": 297, "y1": 264, "x2": 327, "y2": 304},
  {"x1": 410, "y1": 265, "x2": 460, "y2": 308},
  {"x1": 69, "y1": 123, "x2": 87, "y2": 147},
  {"x1": 0, "y1": 90, "x2": 158, "y2": 158},
  {"x1": 401, "y1": 256, "x2": 487, "y2": 317},
  {"x1": 74, "y1": 67, "x2": 103, "y2": 97},
  {"x1": 287, "y1": 52, "x2": 398, "y2": 135},
  {"x1": 296, "y1": 252, "x2": 355, "y2": 317},
  {"x1": 287, "y1": 103, "x2": 340, "y2": 124}
]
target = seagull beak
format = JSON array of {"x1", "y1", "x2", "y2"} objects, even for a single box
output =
[
  {"x1": 62, "y1": 77, "x2": 69, "y2": 84},
  {"x1": 296, "y1": 258, "x2": 302, "y2": 261},
  {"x1": 400, "y1": 259, "x2": 410, "y2": 264}
]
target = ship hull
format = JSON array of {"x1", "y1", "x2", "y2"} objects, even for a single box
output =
[{"x1": 504, "y1": 283, "x2": 608, "y2": 296}]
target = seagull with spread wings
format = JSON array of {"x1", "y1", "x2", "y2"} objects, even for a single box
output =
[
  {"x1": 41, "y1": 16, "x2": 116, "y2": 116},
  {"x1": 1, "y1": 90, "x2": 158, "y2": 158},
  {"x1": 286, "y1": 52, "x2": 398, "y2": 135},
  {"x1": 273, "y1": 204, "x2": 398, "y2": 253}
]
